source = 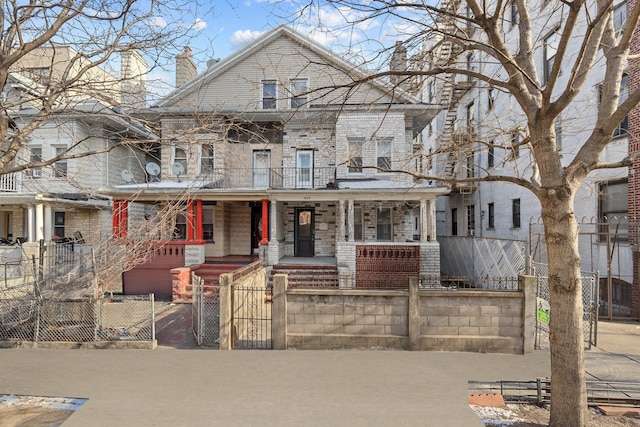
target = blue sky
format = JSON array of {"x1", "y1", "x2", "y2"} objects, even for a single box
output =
[{"x1": 148, "y1": 0, "x2": 419, "y2": 95}]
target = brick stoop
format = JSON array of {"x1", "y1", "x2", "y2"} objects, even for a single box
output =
[
  {"x1": 171, "y1": 264, "x2": 239, "y2": 303},
  {"x1": 268, "y1": 264, "x2": 339, "y2": 289}
]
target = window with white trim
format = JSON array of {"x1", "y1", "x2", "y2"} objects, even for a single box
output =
[
  {"x1": 28, "y1": 146, "x2": 42, "y2": 178},
  {"x1": 613, "y1": 2, "x2": 627, "y2": 38},
  {"x1": 599, "y1": 180, "x2": 628, "y2": 242},
  {"x1": 543, "y1": 28, "x2": 560, "y2": 85},
  {"x1": 54, "y1": 146, "x2": 67, "y2": 177},
  {"x1": 202, "y1": 206, "x2": 214, "y2": 242},
  {"x1": 376, "y1": 139, "x2": 392, "y2": 171},
  {"x1": 200, "y1": 143, "x2": 214, "y2": 174},
  {"x1": 172, "y1": 144, "x2": 188, "y2": 176},
  {"x1": 353, "y1": 206, "x2": 363, "y2": 241},
  {"x1": 262, "y1": 80, "x2": 277, "y2": 109},
  {"x1": 290, "y1": 78, "x2": 308, "y2": 109},
  {"x1": 376, "y1": 207, "x2": 392, "y2": 241},
  {"x1": 348, "y1": 137, "x2": 363, "y2": 173}
]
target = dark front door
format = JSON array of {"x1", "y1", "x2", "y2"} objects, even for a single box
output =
[{"x1": 295, "y1": 208, "x2": 314, "y2": 257}]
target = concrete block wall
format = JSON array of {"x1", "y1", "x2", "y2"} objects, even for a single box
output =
[{"x1": 270, "y1": 276, "x2": 535, "y2": 353}]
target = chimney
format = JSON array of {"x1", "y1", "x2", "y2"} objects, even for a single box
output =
[
  {"x1": 120, "y1": 50, "x2": 148, "y2": 109},
  {"x1": 390, "y1": 41, "x2": 407, "y2": 87},
  {"x1": 175, "y1": 46, "x2": 197, "y2": 89}
]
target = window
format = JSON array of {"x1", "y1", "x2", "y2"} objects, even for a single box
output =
[
  {"x1": 554, "y1": 117, "x2": 562, "y2": 151},
  {"x1": 28, "y1": 146, "x2": 42, "y2": 178},
  {"x1": 599, "y1": 180, "x2": 628, "y2": 241},
  {"x1": 376, "y1": 207, "x2": 392, "y2": 241},
  {"x1": 54, "y1": 146, "x2": 67, "y2": 177},
  {"x1": 466, "y1": 101, "x2": 475, "y2": 133},
  {"x1": 466, "y1": 150, "x2": 475, "y2": 178},
  {"x1": 467, "y1": 205, "x2": 475, "y2": 235},
  {"x1": 290, "y1": 78, "x2": 308, "y2": 109},
  {"x1": 262, "y1": 80, "x2": 277, "y2": 109},
  {"x1": 54, "y1": 211, "x2": 65, "y2": 237},
  {"x1": 22, "y1": 67, "x2": 50, "y2": 85},
  {"x1": 512, "y1": 199, "x2": 521, "y2": 228},
  {"x1": 488, "y1": 203, "x2": 495, "y2": 229},
  {"x1": 511, "y1": 132, "x2": 520, "y2": 158},
  {"x1": 427, "y1": 81, "x2": 434, "y2": 103},
  {"x1": 613, "y1": 1, "x2": 627, "y2": 38},
  {"x1": 488, "y1": 145, "x2": 495, "y2": 168},
  {"x1": 614, "y1": 74, "x2": 629, "y2": 137},
  {"x1": 253, "y1": 150, "x2": 271, "y2": 188},
  {"x1": 451, "y1": 208, "x2": 458, "y2": 236},
  {"x1": 296, "y1": 150, "x2": 313, "y2": 188},
  {"x1": 543, "y1": 29, "x2": 560, "y2": 85},
  {"x1": 348, "y1": 137, "x2": 363, "y2": 172},
  {"x1": 202, "y1": 206, "x2": 214, "y2": 242},
  {"x1": 510, "y1": 0, "x2": 519, "y2": 26},
  {"x1": 466, "y1": 53, "x2": 475, "y2": 82},
  {"x1": 174, "y1": 213, "x2": 187, "y2": 241},
  {"x1": 353, "y1": 206, "x2": 363, "y2": 241},
  {"x1": 200, "y1": 143, "x2": 214, "y2": 174},
  {"x1": 172, "y1": 145, "x2": 187, "y2": 176},
  {"x1": 487, "y1": 87, "x2": 496, "y2": 111},
  {"x1": 376, "y1": 139, "x2": 392, "y2": 171}
]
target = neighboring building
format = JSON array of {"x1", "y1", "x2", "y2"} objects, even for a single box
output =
[
  {"x1": 422, "y1": 0, "x2": 636, "y2": 317},
  {"x1": 108, "y1": 25, "x2": 446, "y2": 296},
  {"x1": 0, "y1": 47, "x2": 152, "y2": 246}
]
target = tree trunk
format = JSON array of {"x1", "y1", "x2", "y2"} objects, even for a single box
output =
[{"x1": 541, "y1": 193, "x2": 587, "y2": 427}]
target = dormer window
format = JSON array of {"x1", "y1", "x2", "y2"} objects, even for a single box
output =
[
  {"x1": 290, "y1": 78, "x2": 308, "y2": 109},
  {"x1": 262, "y1": 80, "x2": 277, "y2": 109}
]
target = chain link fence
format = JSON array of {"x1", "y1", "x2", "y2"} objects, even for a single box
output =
[
  {"x1": 0, "y1": 295, "x2": 155, "y2": 343},
  {"x1": 191, "y1": 273, "x2": 219, "y2": 346}
]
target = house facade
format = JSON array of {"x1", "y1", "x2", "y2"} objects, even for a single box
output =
[
  {"x1": 422, "y1": 0, "x2": 636, "y2": 318},
  {"x1": 108, "y1": 25, "x2": 446, "y2": 292},
  {"x1": 0, "y1": 48, "x2": 151, "y2": 248}
]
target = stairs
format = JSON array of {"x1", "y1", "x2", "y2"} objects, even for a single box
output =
[
  {"x1": 173, "y1": 263, "x2": 241, "y2": 303},
  {"x1": 268, "y1": 264, "x2": 339, "y2": 289}
]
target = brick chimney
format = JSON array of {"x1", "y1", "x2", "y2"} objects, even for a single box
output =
[
  {"x1": 390, "y1": 41, "x2": 407, "y2": 87},
  {"x1": 175, "y1": 46, "x2": 197, "y2": 89}
]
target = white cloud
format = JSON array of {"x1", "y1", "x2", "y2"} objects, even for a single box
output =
[
  {"x1": 191, "y1": 18, "x2": 207, "y2": 31},
  {"x1": 229, "y1": 29, "x2": 264, "y2": 49},
  {"x1": 148, "y1": 16, "x2": 168, "y2": 28}
]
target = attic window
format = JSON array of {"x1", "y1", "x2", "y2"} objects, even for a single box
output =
[
  {"x1": 262, "y1": 80, "x2": 277, "y2": 109},
  {"x1": 290, "y1": 78, "x2": 308, "y2": 109}
]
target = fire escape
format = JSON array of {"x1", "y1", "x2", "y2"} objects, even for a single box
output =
[{"x1": 431, "y1": 0, "x2": 477, "y2": 194}]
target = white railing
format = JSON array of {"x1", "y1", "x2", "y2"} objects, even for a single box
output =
[{"x1": 0, "y1": 172, "x2": 21, "y2": 192}]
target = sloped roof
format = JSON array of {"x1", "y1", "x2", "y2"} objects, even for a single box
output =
[{"x1": 155, "y1": 24, "x2": 422, "y2": 108}]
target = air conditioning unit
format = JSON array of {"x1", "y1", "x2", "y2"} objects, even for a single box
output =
[{"x1": 26, "y1": 168, "x2": 42, "y2": 178}]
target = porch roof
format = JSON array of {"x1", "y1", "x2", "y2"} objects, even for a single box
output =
[{"x1": 102, "y1": 180, "x2": 450, "y2": 202}]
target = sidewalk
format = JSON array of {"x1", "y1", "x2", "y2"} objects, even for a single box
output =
[{"x1": 0, "y1": 312, "x2": 637, "y2": 427}]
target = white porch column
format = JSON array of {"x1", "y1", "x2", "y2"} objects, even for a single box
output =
[
  {"x1": 338, "y1": 200, "x2": 345, "y2": 242},
  {"x1": 35, "y1": 204, "x2": 44, "y2": 241},
  {"x1": 27, "y1": 205, "x2": 35, "y2": 242},
  {"x1": 429, "y1": 199, "x2": 437, "y2": 242},
  {"x1": 269, "y1": 200, "x2": 277, "y2": 242},
  {"x1": 347, "y1": 199, "x2": 354, "y2": 242},
  {"x1": 420, "y1": 199, "x2": 428, "y2": 242},
  {"x1": 43, "y1": 205, "x2": 52, "y2": 240}
]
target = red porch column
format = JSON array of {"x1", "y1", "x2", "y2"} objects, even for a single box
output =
[
  {"x1": 259, "y1": 198, "x2": 269, "y2": 245},
  {"x1": 187, "y1": 199, "x2": 195, "y2": 241},
  {"x1": 196, "y1": 199, "x2": 203, "y2": 241},
  {"x1": 120, "y1": 200, "x2": 129, "y2": 238},
  {"x1": 112, "y1": 200, "x2": 121, "y2": 237}
]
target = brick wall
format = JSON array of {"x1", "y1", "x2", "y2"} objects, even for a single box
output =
[{"x1": 355, "y1": 244, "x2": 419, "y2": 287}]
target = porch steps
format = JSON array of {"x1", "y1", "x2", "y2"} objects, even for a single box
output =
[
  {"x1": 173, "y1": 264, "x2": 239, "y2": 303},
  {"x1": 268, "y1": 264, "x2": 339, "y2": 289}
]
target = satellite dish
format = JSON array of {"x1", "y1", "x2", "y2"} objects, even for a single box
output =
[
  {"x1": 145, "y1": 162, "x2": 161, "y2": 177},
  {"x1": 120, "y1": 169, "x2": 134, "y2": 184},
  {"x1": 172, "y1": 162, "x2": 185, "y2": 176}
]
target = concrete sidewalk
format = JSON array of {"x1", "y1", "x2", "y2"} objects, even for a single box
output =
[{"x1": 0, "y1": 314, "x2": 637, "y2": 427}]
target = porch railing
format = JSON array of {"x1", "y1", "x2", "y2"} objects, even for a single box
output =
[
  {"x1": 197, "y1": 167, "x2": 337, "y2": 190},
  {"x1": 0, "y1": 172, "x2": 21, "y2": 192}
]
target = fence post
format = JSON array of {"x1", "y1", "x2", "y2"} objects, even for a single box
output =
[
  {"x1": 150, "y1": 293, "x2": 156, "y2": 348},
  {"x1": 519, "y1": 275, "x2": 536, "y2": 354},
  {"x1": 408, "y1": 277, "x2": 420, "y2": 350},
  {"x1": 219, "y1": 273, "x2": 233, "y2": 350},
  {"x1": 272, "y1": 274, "x2": 288, "y2": 350}
]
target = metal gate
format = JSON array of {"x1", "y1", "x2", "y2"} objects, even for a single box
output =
[
  {"x1": 533, "y1": 262, "x2": 598, "y2": 350},
  {"x1": 192, "y1": 273, "x2": 219, "y2": 346},
  {"x1": 232, "y1": 284, "x2": 272, "y2": 349}
]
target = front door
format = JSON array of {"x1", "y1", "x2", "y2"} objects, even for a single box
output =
[{"x1": 294, "y1": 208, "x2": 314, "y2": 257}]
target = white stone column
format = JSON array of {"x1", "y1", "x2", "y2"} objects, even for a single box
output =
[
  {"x1": 338, "y1": 200, "x2": 345, "y2": 242},
  {"x1": 43, "y1": 205, "x2": 52, "y2": 240},
  {"x1": 269, "y1": 200, "x2": 277, "y2": 242},
  {"x1": 35, "y1": 204, "x2": 44, "y2": 241},
  {"x1": 420, "y1": 199, "x2": 428, "y2": 242},
  {"x1": 347, "y1": 199, "x2": 354, "y2": 242},
  {"x1": 27, "y1": 205, "x2": 35, "y2": 242},
  {"x1": 429, "y1": 199, "x2": 437, "y2": 242}
]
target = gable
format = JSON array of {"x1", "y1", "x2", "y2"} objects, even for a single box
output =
[{"x1": 161, "y1": 31, "x2": 401, "y2": 111}]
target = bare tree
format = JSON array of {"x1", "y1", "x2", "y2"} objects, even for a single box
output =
[
  {"x1": 300, "y1": 0, "x2": 640, "y2": 425},
  {"x1": 0, "y1": 0, "x2": 205, "y2": 175}
]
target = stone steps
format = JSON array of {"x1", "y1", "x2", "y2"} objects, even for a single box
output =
[{"x1": 269, "y1": 264, "x2": 339, "y2": 289}]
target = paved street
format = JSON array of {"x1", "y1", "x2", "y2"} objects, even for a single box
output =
[{"x1": 0, "y1": 313, "x2": 637, "y2": 427}]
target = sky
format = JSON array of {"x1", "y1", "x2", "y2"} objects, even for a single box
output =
[{"x1": 148, "y1": 0, "x2": 420, "y2": 95}]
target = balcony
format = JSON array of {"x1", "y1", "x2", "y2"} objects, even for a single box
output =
[{"x1": 197, "y1": 167, "x2": 337, "y2": 190}]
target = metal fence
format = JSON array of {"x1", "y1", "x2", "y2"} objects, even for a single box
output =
[
  {"x1": 191, "y1": 272, "x2": 219, "y2": 346},
  {"x1": 0, "y1": 294, "x2": 155, "y2": 343},
  {"x1": 532, "y1": 262, "x2": 598, "y2": 350}
]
